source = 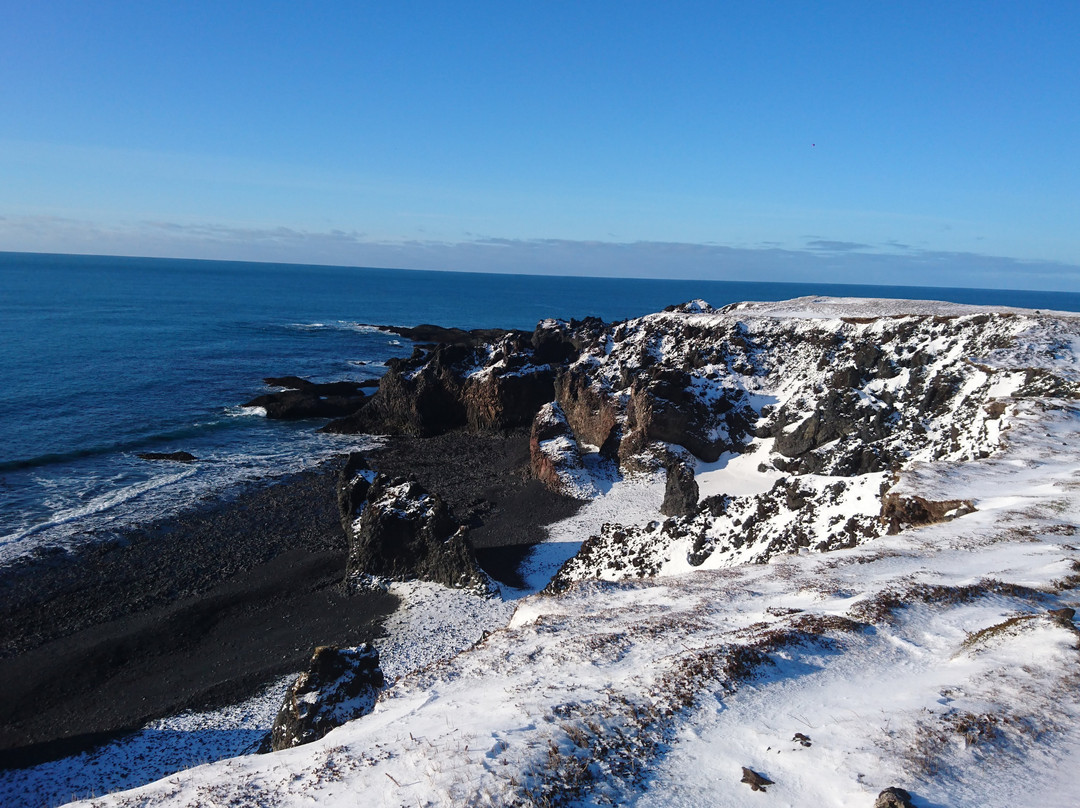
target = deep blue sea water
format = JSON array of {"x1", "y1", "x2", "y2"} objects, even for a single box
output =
[{"x1": 2, "y1": 250, "x2": 1078, "y2": 562}]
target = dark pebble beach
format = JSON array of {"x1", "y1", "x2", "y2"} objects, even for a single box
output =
[{"x1": 0, "y1": 430, "x2": 580, "y2": 769}]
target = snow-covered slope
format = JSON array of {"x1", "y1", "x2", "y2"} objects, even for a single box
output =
[
  {"x1": 43, "y1": 299, "x2": 1080, "y2": 807},
  {"x1": 549, "y1": 297, "x2": 1079, "y2": 586}
]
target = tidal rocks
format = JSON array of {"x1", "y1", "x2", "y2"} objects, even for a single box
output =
[
  {"x1": 345, "y1": 475, "x2": 492, "y2": 593},
  {"x1": 137, "y1": 451, "x2": 197, "y2": 462},
  {"x1": 245, "y1": 378, "x2": 367, "y2": 420},
  {"x1": 380, "y1": 324, "x2": 521, "y2": 348},
  {"x1": 264, "y1": 644, "x2": 384, "y2": 752}
]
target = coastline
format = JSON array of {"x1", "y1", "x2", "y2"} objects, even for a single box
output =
[
  {"x1": 0, "y1": 430, "x2": 583, "y2": 771},
  {"x1": 0, "y1": 458, "x2": 397, "y2": 768}
]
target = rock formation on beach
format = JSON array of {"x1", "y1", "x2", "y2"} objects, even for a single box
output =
[
  {"x1": 245, "y1": 377, "x2": 368, "y2": 419},
  {"x1": 263, "y1": 644, "x2": 384, "y2": 752},
  {"x1": 340, "y1": 467, "x2": 493, "y2": 594}
]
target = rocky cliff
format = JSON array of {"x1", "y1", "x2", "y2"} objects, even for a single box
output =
[{"x1": 323, "y1": 298, "x2": 1078, "y2": 590}]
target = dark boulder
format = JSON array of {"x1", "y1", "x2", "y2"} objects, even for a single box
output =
[
  {"x1": 346, "y1": 475, "x2": 492, "y2": 592},
  {"x1": 532, "y1": 321, "x2": 580, "y2": 365},
  {"x1": 337, "y1": 452, "x2": 375, "y2": 534},
  {"x1": 874, "y1": 787, "x2": 914, "y2": 808},
  {"x1": 263, "y1": 644, "x2": 384, "y2": 752},
  {"x1": 136, "y1": 451, "x2": 197, "y2": 463},
  {"x1": 661, "y1": 458, "x2": 699, "y2": 517},
  {"x1": 463, "y1": 365, "x2": 557, "y2": 433},
  {"x1": 245, "y1": 379, "x2": 367, "y2": 420},
  {"x1": 740, "y1": 767, "x2": 774, "y2": 792}
]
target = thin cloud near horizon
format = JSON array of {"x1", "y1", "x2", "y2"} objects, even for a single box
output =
[{"x1": 1, "y1": 214, "x2": 1079, "y2": 294}]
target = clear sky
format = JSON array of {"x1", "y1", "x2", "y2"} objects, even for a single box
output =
[{"x1": 2, "y1": 1, "x2": 1079, "y2": 290}]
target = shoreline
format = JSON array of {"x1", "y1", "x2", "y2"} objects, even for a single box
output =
[
  {"x1": 0, "y1": 430, "x2": 583, "y2": 771},
  {"x1": 0, "y1": 458, "x2": 397, "y2": 769}
]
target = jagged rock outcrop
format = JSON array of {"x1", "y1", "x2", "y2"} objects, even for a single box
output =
[
  {"x1": 548, "y1": 471, "x2": 885, "y2": 591},
  {"x1": 323, "y1": 333, "x2": 555, "y2": 436},
  {"x1": 626, "y1": 367, "x2": 752, "y2": 463},
  {"x1": 245, "y1": 378, "x2": 367, "y2": 420},
  {"x1": 337, "y1": 452, "x2": 375, "y2": 534},
  {"x1": 263, "y1": 644, "x2": 384, "y2": 752},
  {"x1": 345, "y1": 474, "x2": 492, "y2": 592},
  {"x1": 880, "y1": 491, "x2": 976, "y2": 534},
  {"x1": 769, "y1": 387, "x2": 896, "y2": 475},
  {"x1": 553, "y1": 369, "x2": 620, "y2": 451},
  {"x1": 661, "y1": 456, "x2": 699, "y2": 517},
  {"x1": 530, "y1": 402, "x2": 586, "y2": 495},
  {"x1": 538, "y1": 298, "x2": 1080, "y2": 587}
]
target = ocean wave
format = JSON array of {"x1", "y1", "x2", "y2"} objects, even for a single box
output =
[
  {"x1": 224, "y1": 405, "x2": 267, "y2": 417},
  {"x1": 286, "y1": 321, "x2": 388, "y2": 334},
  {"x1": 5, "y1": 466, "x2": 198, "y2": 547},
  {"x1": 0, "y1": 431, "x2": 383, "y2": 566},
  {"x1": 0, "y1": 421, "x2": 236, "y2": 473}
]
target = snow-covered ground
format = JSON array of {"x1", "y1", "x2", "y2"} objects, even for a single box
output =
[{"x1": 7, "y1": 298, "x2": 1080, "y2": 807}]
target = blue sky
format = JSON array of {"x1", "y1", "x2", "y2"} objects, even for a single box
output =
[{"x1": 2, "y1": 2, "x2": 1079, "y2": 290}]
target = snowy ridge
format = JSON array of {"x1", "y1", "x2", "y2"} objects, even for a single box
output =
[
  {"x1": 49, "y1": 299, "x2": 1080, "y2": 807},
  {"x1": 545, "y1": 300, "x2": 1079, "y2": 587}
]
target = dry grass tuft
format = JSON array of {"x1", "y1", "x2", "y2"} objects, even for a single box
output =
[{"x1": 850, "y1": 578, "x2": 1047, "y2": 624}]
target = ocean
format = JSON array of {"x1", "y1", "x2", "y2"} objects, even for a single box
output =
[{"x1": 2, "y1": 250, "x2": 1077, "y2": 563}]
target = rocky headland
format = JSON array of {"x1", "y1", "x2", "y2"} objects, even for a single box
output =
[{"x1": 5, "y1": 297, "x2": 1080, "y2": 808}]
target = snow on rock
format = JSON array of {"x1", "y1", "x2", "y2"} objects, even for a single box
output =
[
  {"x1": 45, "y1": 299, "x2": 1080, "y2": 807},
  {"x1": 345, "y1": 474, "x2": 494, "y2": 594},
  {"x1": 529, "y1": 402, "x2": 598, "y2": 499},
  {"x1": 264, "y1": 645, "x2": 384, "y2": 752},
  {"x1": 542, "y1": 299, "x2": 1080, "y2": 587}
]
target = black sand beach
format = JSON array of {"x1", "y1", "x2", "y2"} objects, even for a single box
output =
[{"x1": 0, "y1": 431, "x2": 580, "y2": 769}]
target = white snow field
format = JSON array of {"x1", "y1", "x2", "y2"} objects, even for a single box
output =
[{"x1": 6, "y1": 298, "x2": 1080, "y2": 807}]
